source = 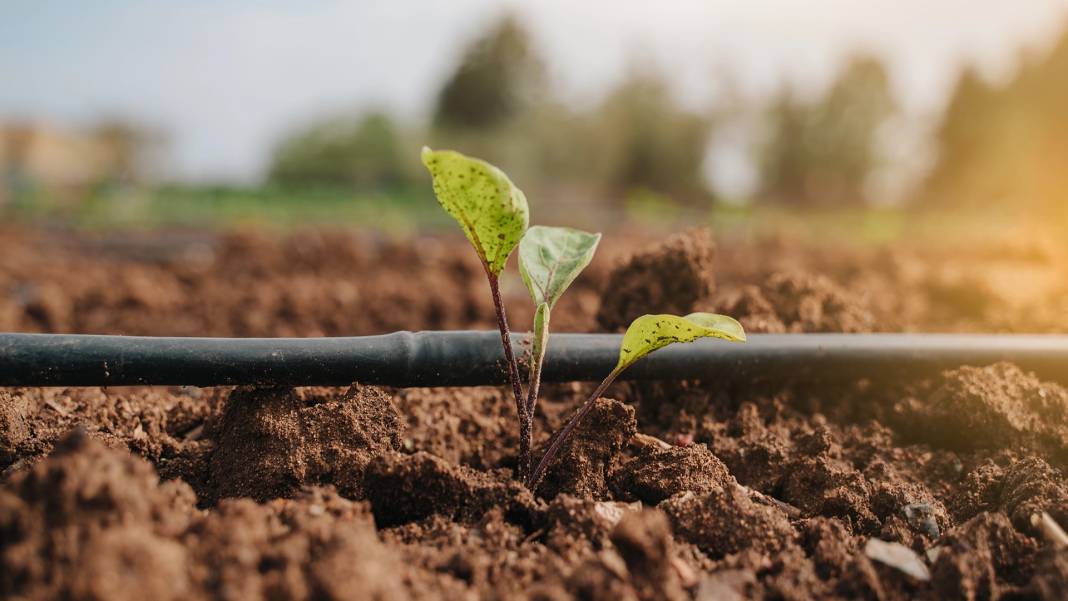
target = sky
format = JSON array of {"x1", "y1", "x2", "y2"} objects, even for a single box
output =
[{"x1": 3, "y1": 0, "x2": 1068, "y2": 187}]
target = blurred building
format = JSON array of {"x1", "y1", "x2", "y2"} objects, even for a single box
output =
[{"x1": 0, "y1": 121, "x2": 153, "y2": 207}]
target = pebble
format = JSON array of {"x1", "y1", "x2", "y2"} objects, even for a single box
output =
[{"x1": 864, "y1": 538, "x2": 931, "y2": 581}]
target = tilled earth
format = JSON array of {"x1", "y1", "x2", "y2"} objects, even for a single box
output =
[{"x1": 2, "y1": 225, "x2": 1068, "y2": 600}]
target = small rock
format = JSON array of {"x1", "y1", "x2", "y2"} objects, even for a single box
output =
[
  {"x1": 864, "y1": 538, "x2": 931, "y2": 581},
  {"x1": 903, "y1": 503, "x2": 941, "y2": 538},
  {"x1": 594, "y1": 501, "x2": 642, "y2": 527}
]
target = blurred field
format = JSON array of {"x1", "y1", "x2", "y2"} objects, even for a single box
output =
[
  {"x1": 3, "y1": 185, "x2": 1053, "y2": 256},
  {"x1": 2, "y1": 186, "x2": 447, "y2": 233},
  {"x1": 5, "y1": 10, "x2": 1068, "y2": 251}
]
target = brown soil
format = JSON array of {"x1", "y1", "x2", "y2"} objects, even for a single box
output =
[
  {"x1": 596, "y1": 228, "x2": 716, "y2": 331},
  {"x1": 896, "y1": 363, "x2": 1068, "y2": 463},
  {"x1": 207, "y1": 385, "x2": 402, "y2": 502},
  {"x1": 2, "y1": 225, "x2": 1068, "y2": 600}
]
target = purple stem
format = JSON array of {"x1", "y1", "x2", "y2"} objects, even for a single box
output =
[
  {"x1": 525, "y1": 355, "x2": 543, "y2": 420},
  {"x1": 485, "y1": 270, "x2": 531, "y2": 480}
]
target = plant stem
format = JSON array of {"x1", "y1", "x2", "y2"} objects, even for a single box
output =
[
  {"x1": 525, "y1": 304, "x2": 549, "y2": 417},
  {"x1": 526, "y1": 366, "x2": 622, "y2": 490},
  {"x1": 485, "y1": 270, "x2": 530, "y2": 481},
  {"x1": 521, "y1": 304, "x2": 550, "y2": 480}
]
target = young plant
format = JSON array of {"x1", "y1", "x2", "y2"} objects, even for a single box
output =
[
  {"x1": 526, "y1": 312, "x2": 746, "y2": 489},
  {"x1": 422, "y1": 147, "x2": 746, "y2": 489},
  {"x1": 516, "y1": 225, "x2": 601, "y2": 477},
  {"x1": 421, "y1": 147, "x2": 531, "y2": 475}
]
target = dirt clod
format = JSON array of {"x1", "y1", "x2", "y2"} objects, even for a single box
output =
[
  {"x1": 903, "y1": 363, "x2": 1068, "y2": 460},
  {"x1": 610, "y1": 443, "x2": 732, "y2": 504},
  {"x1": 364, "y1": 451, "x2": 539, "y2": 528},
  {"x1": 0, "y1": 429, "x2": 447, "y2": 600},
  {"x1": 715, "y1": 271, "x2": 874, "y2": 333},
  {"x1": 930, "y1": 512, "x2": 1039, "y2": 599},
  {"x1": 531, "y1": 509, "x2": 688, "y2": 601},
  {"x1": 610, "y1": 510, "x2": 689, "y2": 601},
  {"x1": 208, "y1": 384, "x2": 401, "y2": 501},
  {"x1": 1013, "y1": 548, "x2": 1068, "y2": 600},
  {"x1": 781, "y1": 455, "x2": 878, "y2": 533},
  {"x1": 955, "y1": 455, "x2": 1068, "y2": 534},
  {"x1": 0, "y1": 429, "x2": 197, "y2": 600},
  {"x1": 596, "y1": 229, "x2": 715, "y2": 332},
  {"x1": 0, "y1": 389, "x2": 31, "y2": 464},
  {"x1": 662, "y1": 484, "x2": 796, "y2": 559},
  {"x1": 536, "y1": 397, "x2": 637, "y2": 499},
  {"x1": 800, "y1": 517, "x2": 859, "y2": 580}
]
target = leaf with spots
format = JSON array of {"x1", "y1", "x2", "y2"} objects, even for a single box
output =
[
  {"x1": 421, "y1": 147, "x2": 529, "y2": 275},
  {"x1": 518, "y1": 225, "x2": 601, "y2": 309},
  {"x1": 616, "y1": 312, "x2": 746, "y2": 372},
  {"x1": 527, "y1": 311, "x2": 745, "y2": 488}
]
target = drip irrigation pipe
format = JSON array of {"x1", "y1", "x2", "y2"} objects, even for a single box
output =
[{"x1": 1, "y1": 332, "x2": 1067, "y2": 388}]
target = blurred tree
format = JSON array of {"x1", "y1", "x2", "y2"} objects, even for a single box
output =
[
  {"x1": 268, "y1": 112, "x2": 414, "y2": 190},
  {"x1": 921, "y1": 69, "x2": 1005, "y2": 207},
  {"x1": 433, "y1": 15, "x2": 546, "y2": 131},
  {"x1": 756, "y1": 56, "x2": 897, "y2": 206},
  {"x1": 428, "y1": 16, "x2": 718, "y2": 205},
  {"x1": 923, "y1": 23, "x2": 1068, "y2": 214},
  {"x1": 590, "y1": 68, "x2": 712, "y2": 203},
  {"x1": 755, "y1": 88, "x2": 810, "y2": 204}
]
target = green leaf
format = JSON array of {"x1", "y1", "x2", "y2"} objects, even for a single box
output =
[
  {"x1": 616, "y1": 312, "x2": 746, "y2": 372},
  {"x1": 518, "y1": 226, "x2": 601, "y2": 308},
  {"x1": 421, "y1": 147, "x2": 529, "y2": 275}
]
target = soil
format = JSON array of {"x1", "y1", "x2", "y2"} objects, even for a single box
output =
[
  {"x1": 596, "y1": 228, "x2": 716, "y2": 332},
  {"x1": 2, "y1": 225, "x2": 1068, "y2": 600}
]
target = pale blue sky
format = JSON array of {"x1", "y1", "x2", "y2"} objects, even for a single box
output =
[{"x1": 3, "y1": 0, "x2": 1067, "y2": 186}]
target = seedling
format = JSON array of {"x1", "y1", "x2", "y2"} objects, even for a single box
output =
[
  {"x1": 517, "y1": 225, "x2": 601, "y2": 477},
  {"x1": 422, "y1": 146, "x2": 531, "y2": 474},
  {"x1": 526, "y1": 312, "x2": 745, "y2": 488},
  {"x1": 422, "y1": 148, "x2": 746, "y2": 488}
]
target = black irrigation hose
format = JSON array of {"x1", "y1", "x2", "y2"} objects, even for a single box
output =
[{"x1": 1, "y1": 331, "x2": 1067, "y2": 388}]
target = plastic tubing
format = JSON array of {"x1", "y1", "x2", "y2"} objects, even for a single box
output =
[{"x1": 2, "y1": 331, "x2": 1067, "y2": 388}]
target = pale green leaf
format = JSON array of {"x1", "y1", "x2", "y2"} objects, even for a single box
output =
[
  {"x1": 616, "y1": 312, "x2": 746, "y2": 371},
  {"x1": 518, "y1": 226, "x2": 601, "y2": 308},
  {"x1": 421, "y1": 147, "x2": 529, "y2": 275}
]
